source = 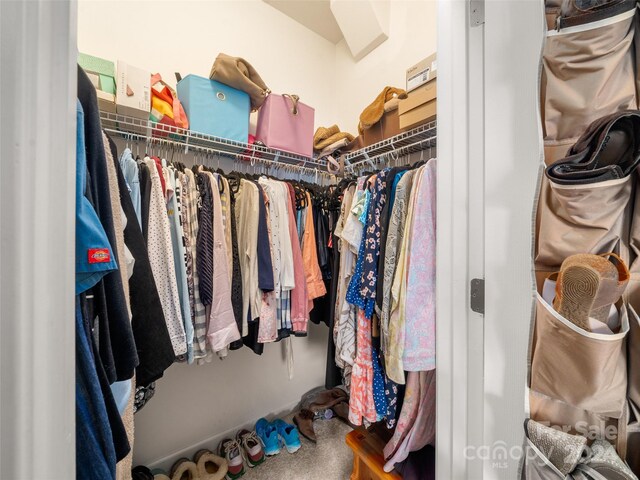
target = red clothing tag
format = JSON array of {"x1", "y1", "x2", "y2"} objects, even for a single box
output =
[{"x1": 88, "y1": 248, "x2": 111, "y2": 264}]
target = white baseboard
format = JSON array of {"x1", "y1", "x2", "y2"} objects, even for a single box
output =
[{"x1": 143, "y1": 399, "x2": 302, "y2": 472}]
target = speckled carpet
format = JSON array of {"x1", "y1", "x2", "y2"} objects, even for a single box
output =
[{"x1": 242, "y1": 416, "x2": 353, "y2": 480}]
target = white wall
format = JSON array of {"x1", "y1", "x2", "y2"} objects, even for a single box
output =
[
  {"x1": 132, "y1": 323, "x2": 329, "y2": 469},
  {"x1": 333, "y1": 0, "x2": 437, "y2": 134},
  {"x1": 77, "y1": 0, "x2": 338, "y2": 129}
]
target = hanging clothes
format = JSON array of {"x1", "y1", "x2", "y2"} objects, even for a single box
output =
[
  {"x1": 167, "y1": 167, "x2": 194, "y2": 363},
  {"x1": 235, "y1": 179, "x2": 261, "y2": 335},
  {"x1": 143, "y1": 156, "x2": 187, "y2": 357},
  {"x1": 330, "y1": 157, "x2": 437, "y2": 453},
  {"x1": 109, "y1": 135, "x2": 174, "y2": 386},
  {"x1": 78, "y1": 66, "x2": 139, "y2": 383},
  {"x1": 204, "y1": 172, "x2": 241, "y2": 355},
  {"x1": 403, "y1": 160, "x2": 437, "y2": 371}
]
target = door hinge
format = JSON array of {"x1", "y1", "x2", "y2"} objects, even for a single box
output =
[
  {"x1": 470, "y1": 0, "x2": 485, "y2": 27},
  {"x1": 470, "y1": 278, "x2": 485, "y2": 314}
]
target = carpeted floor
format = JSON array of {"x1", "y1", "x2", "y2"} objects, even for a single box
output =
[{"x1": 242, "y1": 415, "x2": 354, "y2": 480}]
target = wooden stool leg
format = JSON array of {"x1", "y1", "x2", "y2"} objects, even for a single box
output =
[{"x1": 351, "y1": 456, "x2": 360, "y2": 480}]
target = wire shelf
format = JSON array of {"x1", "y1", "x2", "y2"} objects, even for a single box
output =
[
  {"x1": 343, "y1": 121, "x2": 437, "y2": 171},
  {"x1": 99, "y1": 111, "x2": 326, "y2": 170}
]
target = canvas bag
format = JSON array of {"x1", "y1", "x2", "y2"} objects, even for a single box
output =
[
  {"x1": 256, "y1": 93, "x2": 315, "y2": 158},
  {"x1": 150, "y1": 73, "x2": 189, "y2": 136},
  {"x1": 209, "y1": 53, "x2": 270, "y2": 111}
]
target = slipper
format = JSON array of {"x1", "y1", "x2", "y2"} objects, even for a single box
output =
[
  {"x1": 169, "y1": 458, "x2": 199, "y2": 480},
  {"x1": 151, "y1": 471, "x2": 171, "y2": 480},
  {"x1": 132, "y1": 466, "x2": 154, "y2": 480},
  {"x1": 194, "y1": 449, "x2": 228, "y2": 480}
]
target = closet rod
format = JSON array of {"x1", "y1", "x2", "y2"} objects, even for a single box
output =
[
  {"x1": 102, "y1": 126, "x2": 336, "y2": 181},
  {"x1": 345, "y1": 134, "x2": 437, "y2": 174},
  {"x1": 99, "y1": 111, "x2": 325, "y2": 169},
  {"x1": 343, "y1": 121, "x2": 437, "y2": 164}
]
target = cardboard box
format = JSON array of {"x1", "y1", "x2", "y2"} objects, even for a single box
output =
[
  {"x1": 78, "y1": 53, "x2": 117, "y2": 113},
  {"x1": 116, "y1": 61, "x2": 151, "y2": 120},
  {"x1": 363, "y1": 109, "x2": 403, "y2": 147},
  {"x1": 399, "y1": 79, "x2": 437, "y2": 130},
  {"x1": 406, "y1": 52, "x2": 437, "y2": 93}
]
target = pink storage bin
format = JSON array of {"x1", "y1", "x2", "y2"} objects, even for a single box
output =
[{"x1": 256, "y1": 94, "x2": 314, "y2": 157}]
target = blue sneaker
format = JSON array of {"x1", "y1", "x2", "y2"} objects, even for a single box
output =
[
  {"x1": 255, "y1": 418, "x2": 280, "y2": 456},
  {"x1": 273, "y1": 419, "x2": 302, "y2": 453}
]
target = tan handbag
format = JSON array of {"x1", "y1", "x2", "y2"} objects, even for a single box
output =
[{"x1": 209, "y1": 53, "x2": 270, "y2": 111}]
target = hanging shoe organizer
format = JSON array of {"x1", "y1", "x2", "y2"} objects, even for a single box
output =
[{"x1": 525, "y1": 1, "x2": 640, "y2": 477}]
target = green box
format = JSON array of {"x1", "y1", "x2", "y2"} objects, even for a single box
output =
[{"x1": 78, "y1": 52, "x2": 116, "y2": 95}]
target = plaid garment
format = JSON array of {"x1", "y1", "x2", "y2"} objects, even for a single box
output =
[{"x1": 185, "y1": 169, "x2": 208, "y2": 359}]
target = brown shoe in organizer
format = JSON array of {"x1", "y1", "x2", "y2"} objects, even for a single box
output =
[
  {"x1": 293, "y1": 408, "x2": 317, "y2": 443},
  {"x1": 554, "y1": 253, "x2": 629, "y2": 332}
]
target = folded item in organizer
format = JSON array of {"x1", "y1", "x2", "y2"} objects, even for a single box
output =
[
  {"x1": 542, "y1": 278, "x2": 619, "y2": 334},
  {"x1": 546, "y1": 110, "x2": 640, "y2": 185}
]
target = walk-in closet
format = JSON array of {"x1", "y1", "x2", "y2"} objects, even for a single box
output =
[
  {"x1": 2, "y1": 1, "x2": 440, "y2": 479},
  {"x1": 5, "y1": 1, "x2": 640, "y2": 479}
]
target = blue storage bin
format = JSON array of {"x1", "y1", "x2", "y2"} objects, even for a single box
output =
[{"x1": 177, "y1": 74, "x2": 250, "y2": 143}]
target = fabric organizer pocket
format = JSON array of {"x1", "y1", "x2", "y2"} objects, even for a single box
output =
[
  {"x1": 628, "y1": 169, "x2": 640, "y2": 279},
  {"x1": 536, "y1": 175, "x2": 633, "y2": 271},
  {"x1": 529, "y1": 390, "x2": 627, "y2": 456},
  {"x1": 531, "y1": 293, "x2": 629, "y2": 418},
  {"x1": 625, "y1": 305, "x2": 640, "y2": 473},
  {"x1": 541, "y1": 4, "x2": 636, "y2": 143}
]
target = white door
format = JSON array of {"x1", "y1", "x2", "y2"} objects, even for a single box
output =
[
  {"x1": 437, "y1": 0, "x2": 545, "y2": 478},
  {"x1": 0, "y1": 1, "x2": 78, "y2": 478}
]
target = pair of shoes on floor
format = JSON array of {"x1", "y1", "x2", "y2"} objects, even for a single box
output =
[
  {"x1": 256, "y1": 418, "x2": 302, "y2": 455},
  {"x1": 217, "y1": 429, "x2": 266, "y2": 479},
  {"x1": 554, "y1": 253, "x2": 629, "y2": 332},
  {"x1": 151, "y1": 450, "x2": 228, "y2": 480}
]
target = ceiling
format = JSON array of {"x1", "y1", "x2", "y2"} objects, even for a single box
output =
[{"x1": 263, "y1": 0, "x2": 344, "y2": 44}]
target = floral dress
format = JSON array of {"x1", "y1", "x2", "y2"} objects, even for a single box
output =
[
  {"x1": 348, "y1": 308, "x2": 378, "y2": 425},
  {"x1": 347, "y1": 170, "x2": 392, "y2": 425}
]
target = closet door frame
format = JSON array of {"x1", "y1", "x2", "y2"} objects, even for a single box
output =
[
  {"x1": 436, "y1": 0, "x2": 485, "y2": 478},
  {"x1": 0, "y1": 0, "x2": 78, "y2": 477},
  {"x1": 482, "y1": 1, "x2": 544, "y2": 478},
  {"x1": 437, "y1": 0, "x2": 544, "y2": 478}
]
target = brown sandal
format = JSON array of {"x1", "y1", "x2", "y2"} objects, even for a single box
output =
[{"x1": 554, "y1": 253, "x2": 629, "y2": 331}]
